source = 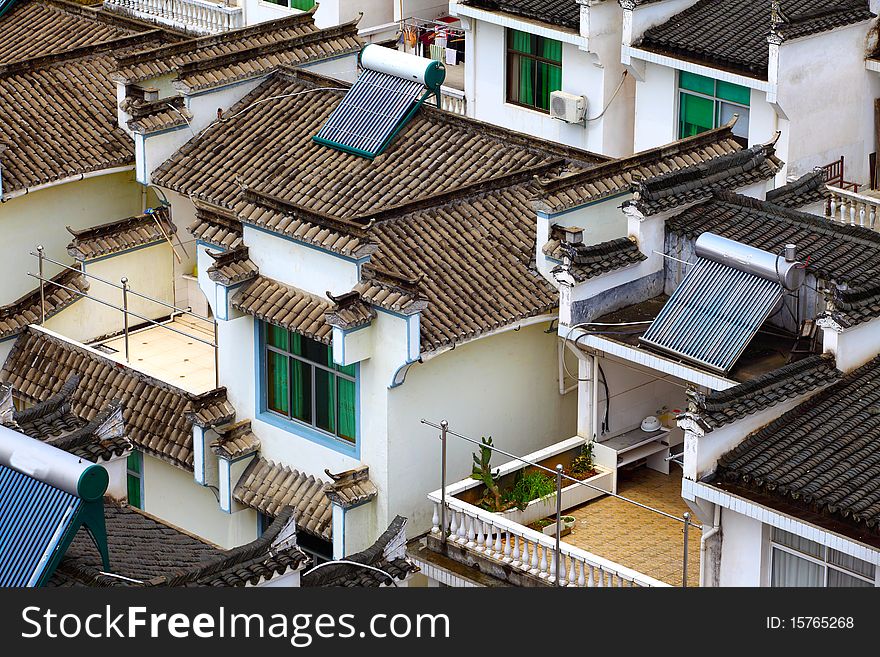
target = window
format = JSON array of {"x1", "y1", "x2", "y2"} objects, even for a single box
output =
[
  {"x1": 126, "y1": 451, "x2": 143, "y2": 509},
  {"x1": 678, "y1": 71, "x2": 750, "y2": 142},
  {"x1": 770, "y1": 528, "x2": 876, "y2": 587},
  {"x1": 262, "y1": 323, "x2": 357, "y2": 445},
  {"x1": 506, "y1": 29, "x2": 562, "y2": 113},
  {"x1": 264, "y1": 0, "x2": 314, "y2": 9}
]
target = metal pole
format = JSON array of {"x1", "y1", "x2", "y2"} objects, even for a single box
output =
[
  {"x1": 121, "y1": 277, "x2": 130, "y2": 363},
  {"x1": 555, "y1": 463, "x2": 563, "y2": 586},
  {"x1": 214, "y1": 319, "x2": 219, "y2": 389},
  {"x1": 37, "y1": 245, "x2": 45, "y2": 324},
  {"x1": 682, "y1": 512, "x2": 691, "y2": 588},
  {"x1": 440, "y1": 419, "x2": 448, "y2": 547}
]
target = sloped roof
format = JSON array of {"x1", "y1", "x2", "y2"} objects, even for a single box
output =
[
  {"x1": 50, "y1": 503, "x2": 308, "y2": 587},
  {"x1": 165, "y1": 68, "x2": 603, "y2": 351},
  {"x1": 666, "y1": 191, "x2": 880, "y2": 327},
  {"x1": 66, "y1": 207, "x2": 174, "y2": 260},
  {"x1": 232, "y1": 275, "x2": 334, "y2": 344},
  {"x1": 687, "y1": 353, "x2": 840, "y2": 430},
  {"x1": 112, "y1": 11, "x2": 362, "y2": 92},
  {"x1": 1, "y1": 328, "x2": 235, "y2": 470},
  {"x1": 0, "y1": 268, "x2": 88, "y2": 340},
  {"x1": 765, "y1": 170, "x2": 830, "y2": 209},
  {"x1": 637, "y1": 0, "x2": 874, "y2": 78},
  {"x1": 714, "y1": 353, "x2": 880, "y2": 534},
  {"x1": 546, "y1": 235, "x2": 647, "y2": 283},
  {"x1": 206, "y1": 245, "x2": 258, "y2": 286},
  {"x1": 460, "y1": 0, "x2": 580, "y2": 30},
  {"x1": 233, "y1": 457, "x2": 332, "y2": 540},
  {"x1": 537, "y1": 122, "x2": 751, "y2": 213}
]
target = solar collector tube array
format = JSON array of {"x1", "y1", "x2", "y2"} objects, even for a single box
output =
[{"x1": 314, "y1": 69, "x2": 426, "y2": 157}]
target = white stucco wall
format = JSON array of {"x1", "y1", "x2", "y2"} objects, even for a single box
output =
[
  {"x1": 388, "y1": 322, "x2": 577, "y2": 535},
  {"x1": 632, "y1": 61, "x2": 676, "y2": 152},
  {"x1": 142, "y1": 452, "x2": 258, "y2": 549},
  {"x1": 243, "y1": 0, "x2": 391, "y2": 31},
  {"x1": 43, "y1": 243, "x2": 174, "y2": 344},
  {"x1": 822, "y1": 315, "x2": 880, "y2": 373},
  {"x1": 718, "y1": 508, "x2": 765, "y2": 586},
  {"x1": 0, "y1": 171, "x2": 145, "y2": 303},
  {"x1": 465, "y1": 14, "x2": 631, "y2": 156}
]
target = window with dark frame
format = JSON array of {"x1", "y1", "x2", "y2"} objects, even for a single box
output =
[
  {"x1": 263, "y1": 323, "x2": 357, "y2": 445},
  {"x1": 506, "y1": 28, "x2": 562, "y2": 113}
]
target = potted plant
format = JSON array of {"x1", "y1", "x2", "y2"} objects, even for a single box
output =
[
  {"x1": 529, "y1": 515, "x2": 576, "y2": 537},
  {"x1": 470, "y1": 438, "x2": 557, "y2": 514},
  {"x1": 566, "y1": 442, "x2": 597, "y2": 480}
]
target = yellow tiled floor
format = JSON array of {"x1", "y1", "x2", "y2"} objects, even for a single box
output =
[
  {"x1": 95, "y1": 316, "x2": 216, "y2": 394},
  {"x1": 565, "y1": 467, "x2": 701, "y2": 587}
]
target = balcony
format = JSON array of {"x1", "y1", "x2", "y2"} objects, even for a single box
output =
[
  {"x1": 104, "y1": 0, "x2": 243, "y2": 35},
  {"x1": 426, "y1": 434, "x2": 698, "y2": 587},
  {"x1": 826, "y1": 186, "x2": 880, "y2": 231}
]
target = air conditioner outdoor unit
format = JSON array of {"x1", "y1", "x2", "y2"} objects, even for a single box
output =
[{"x1": 550, "y1": 90, "x2": 588, "y2": 124}]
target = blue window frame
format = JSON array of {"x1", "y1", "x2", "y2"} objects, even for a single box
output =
[{"x1": 257, "y1": 321, "x2": 359, "y2": 456}]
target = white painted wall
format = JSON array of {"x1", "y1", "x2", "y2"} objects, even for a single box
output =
[
  {"x1": 465, "y1": 13, "x2": 631, "y2": 156},
  {"x1": 104, "y1": 453, "x2": 129, "y2": 501},
  {"x1": 0, "y1": 172, "x2": 145, "y2": 303},
  {"x1": 632, "y1": 61, "x2": 676, "y2": 152},
  {"x1": 822, "y1": 315, "x2": 880, "y2": 373},
  {"x1": 142, "y1": 452, "x2": 258, "y2": 549},
  {"x1": 388, "y1": 323, "x2": 577, "y2": 535},
  {"x1": 718, "y1": 508, "x2": 765, "y2": 586},
  {"x1": 243, "y1": 0, "x2": 391, "y2": 31}
]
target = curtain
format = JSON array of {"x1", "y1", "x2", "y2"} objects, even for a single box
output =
[
  {"x1": 290, "y1": 332, "x2": 309, "y2": 422},
  {"x1": 512, "y1": 30, "x2": 534, "y2": 106},
  {"x1": 337, "y1": 377, "x2": 356, "y2": 443},
  {"x1": 771, "y1": 548, "x2": 823, "y2": 587},
  {"x1": 315, "y1": 347, "x2": 336, "y2": 434},
  {"x1": 679, "y1": 93, "x2": 714, "y2": 138},
  {"x1": 267, "y1": 350, "x2": 290, "y2": 415},
  {"x1": 290, "y1": 0, "x2": 314, "y2": 9}
]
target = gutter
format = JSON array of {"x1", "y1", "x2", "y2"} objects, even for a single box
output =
[
  {"x1": 699, "y1": 503, "x2": 721, "y2": 588},
  {"x1": 1, "y1": 165, "x2": 135, "y2": 202}
]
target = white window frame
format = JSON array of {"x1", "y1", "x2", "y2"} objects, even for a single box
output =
[{"x1": 769, "y1": 531, "x2": 879, "y2": 587}]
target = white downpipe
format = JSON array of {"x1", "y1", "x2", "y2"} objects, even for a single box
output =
[
  {"x1": 591, "y1": 353, "x2": 599, "y2": 440},
  {"x1": 699, "y1": 504, "x2": 721, "y2": 588},
  {"x1": 1, "y1": 166, "x2": 135, "y2": 202},
  {"x1": 558, "y1": 340, "x2": 578, "y2": 395}
]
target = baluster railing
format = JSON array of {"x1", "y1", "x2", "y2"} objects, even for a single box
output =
[
  {"x1": 826, "y1": 185, "x2": 880, "y2": 230},
  {"x1": 103, "y1": 0, "x2": 243, "y2": 34}
]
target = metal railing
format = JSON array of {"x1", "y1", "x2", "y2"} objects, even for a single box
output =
[
  {"x1": 423, "y1": 418, "x2": 698, "y2": 587},
  {"x1": 29, "y1": 247, "x2": 218, "y2": 388}
]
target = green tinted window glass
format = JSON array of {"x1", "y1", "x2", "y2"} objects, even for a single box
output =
[
  {"x1": 716, "y1": 80, "x2": 750, "y2": 106},
  {"x1": 679, "y1": 71, "x2": 714, "y2": 95},
  {"x1": 679, "y1": 92, "x2": 714, "y2": 138}
]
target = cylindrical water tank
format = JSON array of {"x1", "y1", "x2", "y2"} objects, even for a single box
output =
[
  {"x1": 359, "y1": 43, "x2": 446, "y2": 90},
  {"x1": 695, "y1": 232, "x2": 805, "y2": 291},
  {"x1": 0, "y1": 424, "x2": 108, "y2": 501}
]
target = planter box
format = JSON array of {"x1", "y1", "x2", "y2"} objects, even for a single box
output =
[{"x1": 494, "y1": 467, "x2": 612, "y2": 527}]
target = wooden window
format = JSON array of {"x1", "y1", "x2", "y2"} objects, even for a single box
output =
[{"x1": 506, "y1": 29, "x2": 562, "y2": 113}]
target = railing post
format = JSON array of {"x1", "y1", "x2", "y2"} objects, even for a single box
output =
[
  {"x1": 555, "y1": 463, "x2": 563, "y2": 586},
  {"x1": 440, "y1": 419, "x2": 448, "y2": 547},
  {"x1": 121, "y1": 277, "x2": 130, "y2": 363},
  {"x1": 682, "y1": 511, "x2": 691, "y2": 588},
  {"x1": 37, "y1": 245, "x2": 45, "y2": 324}
]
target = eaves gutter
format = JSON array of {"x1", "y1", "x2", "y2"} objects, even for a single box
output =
[
  {"x1": 1, "y1": 165, "x2": 136, "y2": 203},
  {"x1": 452, "y1": 2, "x2": 588, "y2": 50}
]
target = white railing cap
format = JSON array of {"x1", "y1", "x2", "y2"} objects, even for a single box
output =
[{"x1": 826, "y1": 185, "x2": 880, "y2": 205}]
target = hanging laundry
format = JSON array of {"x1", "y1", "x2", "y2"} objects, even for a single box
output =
[{"x1": 445, "y1": 48, "x2": 457, "y2": 66}]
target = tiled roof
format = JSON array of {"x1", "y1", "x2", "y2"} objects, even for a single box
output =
[
  {"x1": 206, "y1": 245, "x2": 258, "y2": 286},
  {"x1": 159, "y1": 68, "x2": 604, "y2": 351},
  {"x1": 353, "y1": 275, "x2": 425, "y2": 316},
  {"x1": 121, "y1": 95, "x2": 193, "y2": 134},
  {"x1": 460, "y1": 0, "x2": 580, "y2": 30},
  {"x1": 0, "y1": 0, "x2": 137, "y2": 64},
  {"x1": 324, "y1": 291, "x2": 376, "y2": 330},
  {"x1": 112, "y1": 12, "x2": 361, "y2": 92},
  {"x1": 66, "y1": 207, "x2": 174, "y2": 260},
  {"x1": 1, "y1": 328, "x2": 235, "y2": 470},
  {"x1": 184, "y1": 388, "x2": 237, "y2": 429},
  {"x1": 153, "y1": 68, "x2": 603, "y2": 219},
  {"x1": 632, "y1": 142, "x2": 782, "y2": 215},
  {"x1": 765, "y1": 170, "x2": 830, "y2": 209},
  {"x1": 1, "y1": 375, "x2": 131, "y2": 462},
  {"x1": 210, "y1": 419, "x2": 260, "y2": 460},
  {"x1": 233, "y1": 457, "x2": 332, "y2": 540},
  {"x1": 0, "y1": 2, "x2": 174, "y2": 196},
  {"x1": 323, "y1": 465, "x2": 378, "y2": 509},
  {"x1": 715, "y1": 354, "x2": 880, "y2": 532},
  {"x1": 666, "y1": 191, "x2": 880, "y2": 326},
  {"x1": 302, "y1": 516, "x2": 417, "y2": 587},
  {"x1": 51, "y1": 503, "x2": 308, "y2": 587},
  {"x1": 189, "y1": 201, "x2": 244, "y2": 250},
  {"x1": 546, "y1": 235, "x2": 647, "y2": 283},
  {"x1": 537, "y1": 123, "x2": 745, "y2": 213},
  {"x1": 0, "y1": 267, "x2": 88, "y2": 340},
  {"x1": 232, "y1": 275, "x2": 333, "y2": 344},
  {"x1": 687, "y1": 354, "x2": 841, "y2": 430},
  {"x1": 637, "y1": 0, "x2": 874, "y2": 78}
]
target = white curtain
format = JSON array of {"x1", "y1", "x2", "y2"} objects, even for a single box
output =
[{"x1": 771, "y1": 548, "x2": 822, "y2": 587}]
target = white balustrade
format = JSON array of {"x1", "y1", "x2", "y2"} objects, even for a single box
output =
[
  {"x1": 440, "y1": 86, "x2": 467, "y2": 116},
  {"x1": 826, "y1": 186, "x2": 880, "y2": 230},
  {"x1": 103, "y1": 0, "x2": 243, "y2": 35},
  {"x1": 428, "y1": 488, "x2": 668, "y2": 588}
]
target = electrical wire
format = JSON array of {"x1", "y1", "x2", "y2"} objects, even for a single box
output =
[{"x1": 586, "y1": 70, "x2": 628, "y2": 122}]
